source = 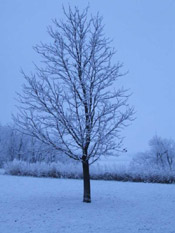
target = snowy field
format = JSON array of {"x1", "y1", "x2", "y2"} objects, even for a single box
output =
[{"x1": 0, "y1": 174, "x2": 175, "y2": 233}]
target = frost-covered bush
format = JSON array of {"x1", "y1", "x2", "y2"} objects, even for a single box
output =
[
  {"x1": 4, "y1": 159, "x2": 82, "y2": 178},
  {"x1": 4, "y1": 159, "x2": 127, "y2": 180},
  {"x1": 127, "y1": 163, "x2": 175, "y2": 183},
  {"x1": 4, "y1": 159, "x2": 175, "y2": 183}
]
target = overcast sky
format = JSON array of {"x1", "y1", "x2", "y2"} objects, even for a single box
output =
[{"x1": 0, "y1": 0, "x2": 175, "y2": 154}]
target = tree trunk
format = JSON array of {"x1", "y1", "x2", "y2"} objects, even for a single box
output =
[{"x1": 82, "y1": 160, "x2": 91, "y2": 203}]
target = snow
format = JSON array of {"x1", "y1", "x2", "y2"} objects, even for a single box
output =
[{"x1": 0, "y1": 174, "x2": 175, "y2": 233}]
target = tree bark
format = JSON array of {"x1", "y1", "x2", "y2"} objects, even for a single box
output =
[{"x1": 82, "y1": 160, "x2": 91, "y2": 203}]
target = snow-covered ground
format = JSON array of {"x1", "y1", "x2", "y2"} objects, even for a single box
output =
[{"x1": 0, "y1": 174, "x2": 175, "y2": 233}]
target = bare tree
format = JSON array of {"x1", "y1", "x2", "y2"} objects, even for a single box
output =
[
  {"x1": 149, "y1": 135, "x2": 175, "y2": 170},
  {"x1": 131, "y1": 135, "x2": 175, "y2": 171},
  {"x1": 14, "y1": 6, "x2": 134, "y2": 202}
]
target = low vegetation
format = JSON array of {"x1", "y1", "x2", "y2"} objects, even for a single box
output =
[{"x1": 4, "y1": 159, "x2": 175, "y2": 184}]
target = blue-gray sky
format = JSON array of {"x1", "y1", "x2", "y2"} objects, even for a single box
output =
[{"x1": 0, "y1": 0, "x2": 175, "y2": 154}]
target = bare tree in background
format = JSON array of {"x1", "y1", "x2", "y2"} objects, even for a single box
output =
[
  {"x1": 14, "y1": 6, "x2": 134, "y2": 203},
  {"x1": 131, "y1": 135, "x2": 175, "y2": 172}
]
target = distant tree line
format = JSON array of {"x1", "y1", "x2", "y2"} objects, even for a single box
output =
[
  {"x1": 3, "y1": 133, "x2": 175, "y2": 184},
  {"x1": 1, "y1": 123, "x2": 175, "y2": 174},
  {"x1": 0, "y1": 124, "x2": 67, "y2": 167}
]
